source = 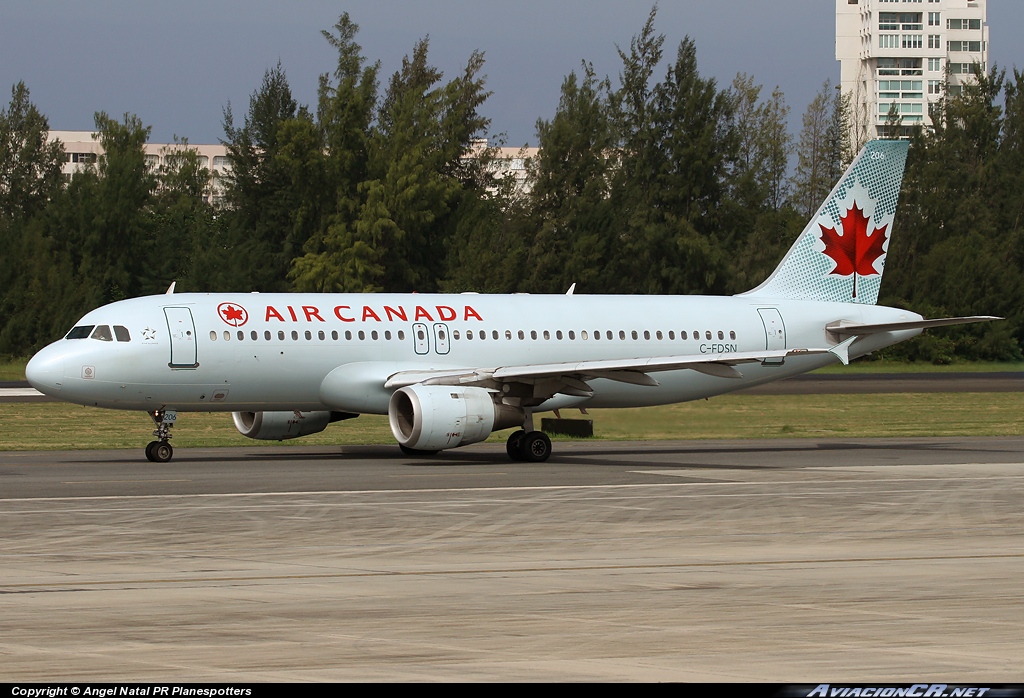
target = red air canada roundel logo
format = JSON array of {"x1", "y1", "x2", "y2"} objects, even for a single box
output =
[{"x1": 218, "y1": 302, "x2": 249, "y2": 327}]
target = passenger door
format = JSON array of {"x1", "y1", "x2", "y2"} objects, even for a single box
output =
[{"x1": 164, "y1": 307, "x2": 199, "y2": 368}]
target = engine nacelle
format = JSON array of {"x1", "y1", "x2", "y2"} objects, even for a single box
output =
[
  {"x1": 232, "y1": 410, "x2": 333, "y2": 441},
  {"x1": 388, "y1": 385, "x2": 524, "y2": 451}
]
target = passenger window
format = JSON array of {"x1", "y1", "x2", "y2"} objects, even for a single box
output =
[
  {"x1": 644, "y1": 330, "x2": 651, "y2": 340},
  {"x1": 305, "y1": 330, "x2": 312, "y2": 340},
  {"x1": 291, "y1": 331, "x2": 298, "y2": 341},
  {"x1": 91, "y1": 325, "x2": 113, "y2": 341},
  {"x1": 669, "y1": 331, "x2": 675, "y2": 340},
  {"x1": 265, "y1": 331, "x2": 271, "y2": 341},
  {"x1": 398, "y1": 330, "x2": 405, "y2": 341},
  {"x1": 631, "y1": 330, "x2": 638, "y2": 340},
  {"x1": 331, "y1": 330, "x2": 338, "y2": 340},
  {"x1": 705, "y1": 331, "x2": 712, "y2": 340},
  {"x1": 681, "y1": 331, "x2": 688, "y2": 340},
  {"x1": 467, "y1": 330, "x2": 474, "y2": 339},
  {"x1": 505, "y1": 330, "x2": 512, "y2": 340},
  {"x1": 718, "y1": 331, "x2": 724, "y2": 340},
  {"x1": 210, "y1": 331, "x2": 217, "y2": 341},
  {"x1": 656, "y1": 331, "x2": 663, "y2": 340},
  {"x1": 531, "y1": 330, "x2": 537, "y2": 340},
  {"x1": 345, "y1": 330, "x2": 352, "y2": 340},
  {"x1": 453, "y1": 330, "x2": 459, "y2": 340},
  {"x1": 278, "y1": 331, "x2": 285, "y2": 340},
  {"x1": 730, "y1": 331, "x2": 736, "y2": 340},
  {"x1": 237, "y1": 331, "x2": 244, "y2": 341},
  {"x1": 556, "y1": 330, "x2": 563, "y2": 340},
  {"x1": 518, "y1": 330, "x2": 524, "y2": 340},
  {"x1": 580, "y1": 330, "x2": 588, "y2": 340},
  {"x1": 252, "y1": 331, "x2": 258, "y2": 341},
  {"x1": 358, "y1": 330, "x2": 365, "y2": 340},
  {"x1": 385, "y1": 330, "x2": 392, "y2": 340},
  {"x1": 568, "y1": 330, "x2": 576, "y2": 340},
  {"x1": 492, "y1": 330, "x2": 499, "y2": 340},
  {"x1": 593, "y1": 330, "x2": 599, "y2": 340},
  {"x1": 224, "y1": 331, "x2": 230, "y2": 341},
  {"x1": 319, "y1": 330, "x2": 326, "y2": 340},
  {"x1": 606, "y1": 331, "x2": 613, "y2": 340},
  {"x1": 543, "y1": 330, "x2": 550, "y2": 340},
  {"x1": 114, "y1": 326, "x2": 131, "y2": 342},
  {"x1": 619, "y1": 330, "x2": 626, "y2": 340}
]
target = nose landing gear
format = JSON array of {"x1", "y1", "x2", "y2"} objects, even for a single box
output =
[{"x1": 146, "y1": 409, "x2": 176, "y2": 463}]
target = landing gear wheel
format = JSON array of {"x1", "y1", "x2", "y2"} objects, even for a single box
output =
[
  {"x1": 146, "y1": 409, "x2": 176, "y2": 463},
  {"x1": 506, "y1": 430, "x2": 526, "y2": 461},
  {"x1": 146, "y1": 441, "x2": 173, "y2": 463},
  {"x1": 520, "y1": 431, "x2": 552, "y2": 463},
  {"x1": 399, "y1": 444, "x2": 439, "y2": 457}
]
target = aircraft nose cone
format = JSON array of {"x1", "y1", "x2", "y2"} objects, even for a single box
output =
[{"x1": 25, "y1": 346, "x2": 64, "y2": 395}]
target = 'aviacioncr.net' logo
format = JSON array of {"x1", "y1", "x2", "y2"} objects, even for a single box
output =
[{"x1": 218, "y1": 302, "x2": 249, "y2": 327}]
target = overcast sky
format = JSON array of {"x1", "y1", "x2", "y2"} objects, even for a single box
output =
[{"x1": 3, "y1": 1, "x2": 1022, "y2": 146}]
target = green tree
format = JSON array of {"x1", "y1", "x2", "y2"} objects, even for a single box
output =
[
  {"x1": 220, "y1": 62, "x2": 312, "y2": 291},
  {"x1": 791, "y1": 80, "x2": 848, "y2": 219},
  {"x1": 522, "y1": 64, "x2": 615, "y2": 293},
  {"x1": 0, "y1": 82, "x2": 65, "y2": 219}
]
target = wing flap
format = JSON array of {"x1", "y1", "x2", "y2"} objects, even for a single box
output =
[{"x1": 384, "y1": 347, "x2": 832, "y2": 391}]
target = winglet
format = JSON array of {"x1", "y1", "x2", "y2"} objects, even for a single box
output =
[{"x1": 828, "y1": 336, "x2": 857, "y2": 366}]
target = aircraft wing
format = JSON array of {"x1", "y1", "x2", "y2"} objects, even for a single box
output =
[{"x1": 384, "y1": 346, "x2": 835, "y2": 395}]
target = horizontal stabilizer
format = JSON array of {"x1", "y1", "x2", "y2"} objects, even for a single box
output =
[{"x1": 827, "y1": 316, "x2": 1001, "y2": 336}]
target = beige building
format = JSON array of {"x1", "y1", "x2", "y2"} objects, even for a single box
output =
[
  {"x1": 47, "y1": 131, "x2": 537, "y2": 204},
  {"x1": 837, "y1": 0, "x2": 988, "y2": 144},
  {"x1": 47, "y1": 130, "x2": 232, "y2": 205}
]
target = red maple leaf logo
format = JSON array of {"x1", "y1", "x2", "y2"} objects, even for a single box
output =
[
  {"x1": 819, "y1": 202, "x2": 888, "y2": 298},
  {"x1": 218, "y1": 303, "x2": 248, "y2": 327}
]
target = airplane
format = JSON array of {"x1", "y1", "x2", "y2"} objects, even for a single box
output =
[{"x1": 25, "y1": 140, "x2": 998, "y2": 463}]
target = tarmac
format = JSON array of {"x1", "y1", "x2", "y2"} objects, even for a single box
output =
[{"x1": 1, "y1": 438, "x2": 1021, "y2": 681}]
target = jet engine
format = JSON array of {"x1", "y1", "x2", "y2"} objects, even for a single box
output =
[
  {"x1": 232, "y1": 410, "x2": 340, "y2": 441},
  {"x1": 388, "y1": 385, "x2": 524, "y2": 452}
]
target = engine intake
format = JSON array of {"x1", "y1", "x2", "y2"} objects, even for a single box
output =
[{"x1": 388, "y1": 385, "x2": 524, "y2": 451}]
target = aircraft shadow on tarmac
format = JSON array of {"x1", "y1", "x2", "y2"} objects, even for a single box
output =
[{"x1": 75, "y1": 437, "x2": 1020, "y2": 470}]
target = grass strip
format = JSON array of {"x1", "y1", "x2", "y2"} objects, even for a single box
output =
[{"x1": 1, "y1": 393, "x2": 1021, "y2": 452}]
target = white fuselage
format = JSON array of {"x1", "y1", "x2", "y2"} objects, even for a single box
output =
[{"x1": 26, "y1": 292, "x2": 921, "y2": 414}]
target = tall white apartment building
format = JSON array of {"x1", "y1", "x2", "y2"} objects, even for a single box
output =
[{"x1": 837, "y1": 0, "x2": 988, "y2": 145}]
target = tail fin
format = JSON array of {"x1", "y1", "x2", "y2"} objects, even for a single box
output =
[{"x1": 741, "y1": 139, "x2": 909, "y2": 305}]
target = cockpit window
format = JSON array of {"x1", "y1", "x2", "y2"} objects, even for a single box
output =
[
  {"x1": 90, "y1": 325, "x2": 113, "y2": 341},
  {"x1": 113, "y1": 325, "x2": 131, "y2": 342},
  {"x1": 66, "y1": 325, "x2": 95, "y2": 339}
]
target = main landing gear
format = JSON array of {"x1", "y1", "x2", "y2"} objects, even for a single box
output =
[
  {"x1": 145, "y1": 409, "x2": 176, "y2": 463},
  {"x1": 506, "y1": 430, "x2": 552, "y2": 462}
]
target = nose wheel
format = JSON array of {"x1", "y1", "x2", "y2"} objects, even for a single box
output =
[
  {"x1": 146, "y1": 409, "x2": 176, "y2": 463},
  {"x1": 145, "y1": 440, "x2": 173, "y2": 463}
]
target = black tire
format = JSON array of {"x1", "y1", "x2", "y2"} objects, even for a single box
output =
[
  {"x1": 144, "y1": 441, "x2": 158, "y2": 462},
  {"x1": 151, "y1": 442, "x2": 173, "y2": 463},
  {"x1": 399, "y1": 444, "x2": 439, "y2": 457},
  {"x1": 506, "y1": 430, "x2": 526, "y2": 461},
  {"x1": 520, "y1": 431, "x2": 552, "y2": 463}
]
